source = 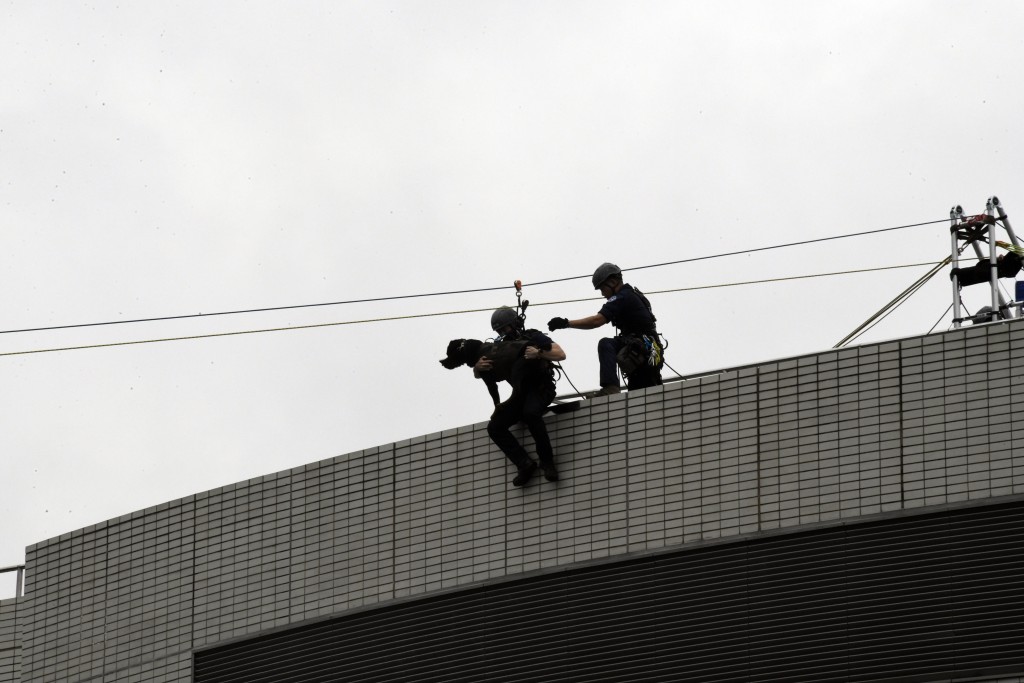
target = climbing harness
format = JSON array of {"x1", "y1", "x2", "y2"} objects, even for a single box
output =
[
  {"x1": 615, "y1": 332, "x2": 664, "y2": 378},
  {"x1": 610, "y1": 284, "x2": 665, "y2": 379}
]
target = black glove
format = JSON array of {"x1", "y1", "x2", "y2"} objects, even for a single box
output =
[{"x1": 548, "y1": 317, "x2": 569, "y2": 331}]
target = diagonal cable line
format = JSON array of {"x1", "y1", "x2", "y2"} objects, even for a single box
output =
[
  {"x1": 0, "y1": 218, "x2": 950, "y2": 336},
  {"x1": 833, "y1": 257, "x2": 951, "y2": 348},
  {"x1": 0, "y1": 260, "x2": 939, "y2": 357}
]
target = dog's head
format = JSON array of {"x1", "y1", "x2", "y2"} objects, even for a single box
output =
[{"x1": 439, "y1": 338, "x2": 483, "y2": 369}]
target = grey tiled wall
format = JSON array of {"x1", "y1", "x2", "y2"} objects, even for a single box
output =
[
  {"x1": 0, "y1": 598, "x2": 21, "y2": 683},
  {"x1": 11, "y1": 320, "x2": 1024, "y2": 682}
]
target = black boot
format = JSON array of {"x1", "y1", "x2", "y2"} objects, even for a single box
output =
[
  {"x1": 539, "y1": 460, "x2": 559, "y2": 482},
  {"x1": 513, "y1": 461, "x2": 537, "y2": 487}
]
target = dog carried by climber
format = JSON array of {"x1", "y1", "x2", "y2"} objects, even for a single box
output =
[{"x1": 440, "y1": 306, "x2": 566, "y2": 487}]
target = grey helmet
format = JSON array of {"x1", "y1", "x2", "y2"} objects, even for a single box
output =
[
  {"x1": 490, "y1": 306, "x2": 521, "y2": 332},
  {"x1": 592, "y1": 262, "x2": 622, "y2": 289}
]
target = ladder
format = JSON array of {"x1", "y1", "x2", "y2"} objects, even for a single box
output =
[{"x1": 949, "y1": 196, "x2": 1023, "y2": 327}]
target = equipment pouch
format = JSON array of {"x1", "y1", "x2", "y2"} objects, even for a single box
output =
[{"x1": 615, "y1": 336, "x2": 648, "y2": 376}]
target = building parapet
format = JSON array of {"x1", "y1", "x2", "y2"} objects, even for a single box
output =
[{"x1": 11, "y1": 319, "x2": 1024, "y2": 681}]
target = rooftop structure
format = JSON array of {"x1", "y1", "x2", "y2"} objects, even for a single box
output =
[{"x1": 2, "y1": 318, "x2": 1024, "y2": 681}]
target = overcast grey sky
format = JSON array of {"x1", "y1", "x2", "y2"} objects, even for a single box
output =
[{"x1": 2, "y1": 1, "x2": 1022, "y2": 594}]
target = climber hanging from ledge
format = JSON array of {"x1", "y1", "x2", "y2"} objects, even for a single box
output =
[{"x1": 440, "y1": 306, "x2": 565, "y2": 487}]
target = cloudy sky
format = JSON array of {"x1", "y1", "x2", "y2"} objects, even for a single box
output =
[{"x1": 2, "y1": 1, "x2": 1022, "y2": 593}]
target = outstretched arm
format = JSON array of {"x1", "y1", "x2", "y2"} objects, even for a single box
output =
[{"x1": 563, "y1": 313, "x2": 608, "y2": 330}]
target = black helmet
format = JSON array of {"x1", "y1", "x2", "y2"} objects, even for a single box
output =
[
  {"x1": 592, "y1": 262, "x2": 622, "y2": 289},
  {"x1": 490, "y1": 306, "x2": 521, "y2": 332}
]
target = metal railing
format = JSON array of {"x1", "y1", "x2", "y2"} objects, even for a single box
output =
[{"x1": 0, "y1": 564, "x2": 25, "y2": 598}]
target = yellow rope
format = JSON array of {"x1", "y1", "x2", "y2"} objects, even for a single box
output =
[
  {"x1": 0, "y1": 261, "x2": 942, "y2": 357},
  {"x1": 996, "y1": 241, "x2": 1024, "y2": 256}
]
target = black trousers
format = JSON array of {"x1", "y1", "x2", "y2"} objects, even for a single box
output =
[
  {"x1": 487, "y1": 379, "x2": 556, "y2": 469},
  {"x1": 598, "y1": 336, "x2": 663, "y2": 390}
]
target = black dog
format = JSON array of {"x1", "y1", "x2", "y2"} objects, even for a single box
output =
[
  {"x1": 439, "y1": 338, "x2": 529, "y2": 383},
  {"x1": 440, "y1": 338, "x2": 535, "y2": 408}
]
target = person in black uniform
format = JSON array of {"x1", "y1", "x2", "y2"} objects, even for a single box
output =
[
  {"x1": 548, "y1": 263, "x2": 663, "y2": 397},
  {"x1": 478, "y1": 306, "x2": 566, "y2": 486}
]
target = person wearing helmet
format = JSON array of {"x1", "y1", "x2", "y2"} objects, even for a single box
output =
[
  {"x1": 474, "y1": 306, "x2": 566, "y2": 485},
  {"x1": 547, "y1": 263, "x2": 663, "y2": 396}
]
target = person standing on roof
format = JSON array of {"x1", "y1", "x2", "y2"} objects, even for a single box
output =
[
  {"x1": 547, "y1": 263, "x2": 663, "y2": 397},
  {"x1": 478, "y1": 306, "x2": 566, "y2": 486}
]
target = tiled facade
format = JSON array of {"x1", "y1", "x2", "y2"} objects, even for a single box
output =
[
  {"x1": 0, "y1": 599, "x2": 20, "y2": 682},
  {"x1": 3, "y1": 320, "x2": 1024, "y2": 682}
]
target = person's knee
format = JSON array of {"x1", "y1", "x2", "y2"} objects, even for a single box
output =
[
  {"x1": 521, "y1": 407, "x2": 546, "y2": 425},
  {"x1": 597, "y1": 337, "x2": 616, "y2": 353},
  {"x1": 521, "y1": 388, "x2": 553, "y2": 418},
  {"x1": 487, "y1": 419, "x2": 506, "y2": 438}
]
